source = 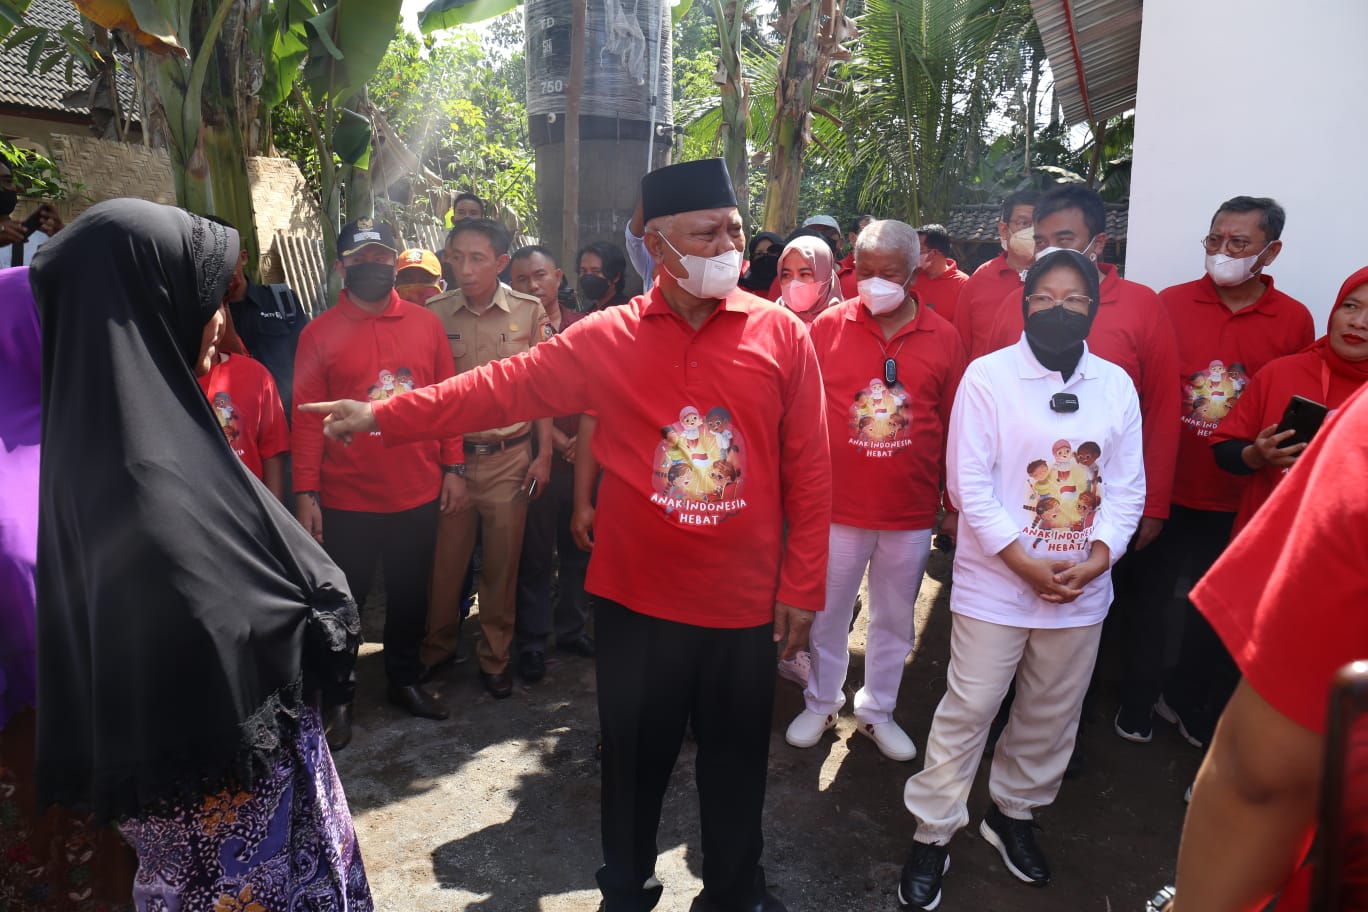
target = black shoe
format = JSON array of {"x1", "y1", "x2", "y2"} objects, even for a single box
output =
[
  {"x1": 898, "y1": 841, "x2": 949, "y2": 910},
  {"x1": 979, "y1": 805, "x2": 1050, "y2": 886},
  {"x1": 323, "y1": 703, "x2": 352, "y2": 752},
  {"x1": 517, "y1": 650, "x2": 546, "y2": 682},
  {"x1": 1114, "y1": 704, "x2": 1153, "y2": 743},
  {"x1": 386, "y1": 684, "x2": 449, "y2": 720},
  {"x1": 481, "y1": 669, "x2": 514, "y2": 698},
  {"x1": 559, "y1": 633, "x2": 597, "y2": 658}
]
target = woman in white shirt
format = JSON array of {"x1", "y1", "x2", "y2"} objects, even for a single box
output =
[{"x1": 897, "y1": 248, "x2": 1145, "y2": 910}]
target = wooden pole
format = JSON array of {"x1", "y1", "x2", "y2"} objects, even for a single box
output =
[{"x1": 562, "y1": 0, "x2": 588, "y2": 270}]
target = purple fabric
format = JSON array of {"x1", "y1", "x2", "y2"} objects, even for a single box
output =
[{"x1": 0, "y1": 266, "x2": 40, "y2": 730}]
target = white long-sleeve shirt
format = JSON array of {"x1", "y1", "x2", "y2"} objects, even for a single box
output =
[{"x1": 947, "y1": 336, "x2": 1145, "y2": 628}]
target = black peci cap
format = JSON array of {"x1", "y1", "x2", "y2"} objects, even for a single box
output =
[{"x1": 641, "y1": 158, "x2": 739, "y2": 223}]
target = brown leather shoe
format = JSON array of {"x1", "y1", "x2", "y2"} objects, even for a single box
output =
[
  {"x1": 323, "y1": 703, "x2": 352, "y2": 752},
  {"x1": 386, "y1": 684, "x2": 449, "y2": 720},
  {"x1": 481, "y1": 669, "x2": 514, "y2": 699}
]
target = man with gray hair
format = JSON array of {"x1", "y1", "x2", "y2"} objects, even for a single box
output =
[
  {"x1": 786, "y1": 219, "x2": 965, "y2": 763},
  {"x1": 300, "y1": 158, "x2": 831, "y2": 912}
]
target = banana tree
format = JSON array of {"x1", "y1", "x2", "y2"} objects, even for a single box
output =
[
  {"x1": 758, "y1": 0, "x2": 855, "y2": 236},
  {"x1": 711, "y1": 0, "x2": 749, "y2": 230}
]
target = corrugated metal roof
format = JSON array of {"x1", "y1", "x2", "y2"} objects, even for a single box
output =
[
  {"x1": 0, "y1": 0, "x2": 137, "y2": 118},
  {"x1": 1030, "y1": 0, "x2": 1142, "y2": 125}
]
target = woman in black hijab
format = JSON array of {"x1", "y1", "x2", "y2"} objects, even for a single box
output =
[
  {"x1": 738, "y1": 230, "x2": 783, "y2": 294},
  {"x1": 29, "y1": 199, "x2": 372, "y2": 910}
]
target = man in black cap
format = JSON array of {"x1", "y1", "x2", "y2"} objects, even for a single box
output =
[
  {"x1": 300, "y1": 160, "x2": 832, "y2": 911},
  {"x1": 291, "y1": 218, "x2": 463, "y2": 750}
]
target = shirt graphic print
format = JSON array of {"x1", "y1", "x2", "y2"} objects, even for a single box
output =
[
  {"x1": 366, "y1": 367, "x2": 417, "y2": 401},
  {"x1": 849, "y1": 377, "x2": 912, "y2": 457},
  {"x1": 1183, "y1": 358, "x2": 1248, "y2": 437},
  {"x1": 1021, "y1": 437, "x2": 1103, "y2": 554},
  {"x1": 650, "y1": 405, "x2": 747, "y2": 526}
]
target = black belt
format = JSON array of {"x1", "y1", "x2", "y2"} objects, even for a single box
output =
[{"x1": 463, "y1": 432, "x2": 530, "y2": 455}]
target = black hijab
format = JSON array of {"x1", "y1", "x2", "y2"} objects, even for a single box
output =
[
  {"x1": 740, "y1": 231, "x2": 783, "y2": 292},
  {"x1": 30, "y1": 199, "x2": 360, "y2": 821},
  {"x1": 1021, "y1": 248, "x2": 1101, "y2": 380}
]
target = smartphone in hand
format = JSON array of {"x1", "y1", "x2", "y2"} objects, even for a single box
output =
[
  {"x1": 1276, "y1": 395, "x2": 1329, "y2": 449},
  {"x1": 1312, "y1": 662, "x2": 1368, "y2": 911}
]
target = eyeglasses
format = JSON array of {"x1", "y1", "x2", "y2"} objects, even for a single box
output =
[
  {"x1": 1025, "y1": 294, "x2": 1093, "y2": 313},
  {"x1": 1201, "y1": 234, "x2": 1261, "y2": 257}
]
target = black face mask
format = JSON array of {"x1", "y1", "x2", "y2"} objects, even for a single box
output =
[
  {"x1": 1024, "y1": 305, "x2": 1091, "y2": 354},
  {"x1": 578, "y1": 273, "x2": 611, "y2": 302},
  {"x1": 743, "y1": 252, "x2": 779, "y2": 289},
  {"x1": 0, "y1": 188, "x2": 17, "y2": 218},
  {"x1": 345, "y1": 261, "x2": 396, "y2": 303}
]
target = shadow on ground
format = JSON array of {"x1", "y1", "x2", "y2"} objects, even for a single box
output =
[{"x1": 333, "y1": 548, "x2": 1201, "y2": 911}]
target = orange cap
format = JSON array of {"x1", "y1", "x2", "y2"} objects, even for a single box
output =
[{"x1": 397, "y1": 248, "x2": 442, "y2": 278}]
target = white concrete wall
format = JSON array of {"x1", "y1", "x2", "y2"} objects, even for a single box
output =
[{"x1": 1126, "y1": 0, "x2": 1368, "y2": 330}]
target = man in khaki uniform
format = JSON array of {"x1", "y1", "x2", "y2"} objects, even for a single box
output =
[{"x1": 424, "y1": 218, "x2": 553, "y2": 698}]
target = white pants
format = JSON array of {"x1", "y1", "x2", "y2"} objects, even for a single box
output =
[
  {"x1": 804, "y1": 523, "x2": 932, "y2": 725},
  {"x1": 903, "y1": 613, "x2": 1103, "y2": 843}
]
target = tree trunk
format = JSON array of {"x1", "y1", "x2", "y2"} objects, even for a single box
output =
[
  {"x1": 561, "y1": 0, "x2": 586, "y2": 270},
  {"x1": 759, "y1": 0, "x2": 819, "y2": 236},
  {"x1": 713, "y1": 0, "x2": 749, "y2": 229}
]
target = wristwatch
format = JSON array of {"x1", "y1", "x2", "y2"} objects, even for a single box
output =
[
  {"x1": 442, "y1": 463, "x2": 466, "y2": 478},
  {"x1": 1144, "y1": 885, "x2": 1176, "y2": 912}
]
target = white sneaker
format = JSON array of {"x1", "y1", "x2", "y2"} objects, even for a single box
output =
[
  {"x1": 777, "y1": 650, "x2": 811, "y2": 687},
  {"x1": 857, "y1": 720, "x2": 918, "y2": 761},
  {"x1": 785, "y1": 709, "x2": 837, "y2": 748}
]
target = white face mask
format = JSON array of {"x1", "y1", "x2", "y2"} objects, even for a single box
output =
[
  {"x1": 658, "y1": 232, "x2": 742, "y2": 300},
  {"x1": 1036, "y1": 237, "x2": 1099, "y2": 265},
  {"x1": 1205, "y1": 244, "x2": 1270, "y2": 287},
  {"x1": 858, "y1": 277, "x2": 907, "y2": 315},
  {"x1": 782, "y1": 278, "x2": 826, "y2": 313},
  {"x1": 1004, "y1": 226, "x2": 1036, "y2": 261}
]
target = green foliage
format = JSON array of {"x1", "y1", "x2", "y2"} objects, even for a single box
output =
[
  {"x1": 301, "y1": 0, "x2": 405, "y2": 105},
  {"x1": 418, "y1": 0, "x2": 521, "y2": 33},
  {"x1": 1, "y1": 0, "x2": 101, "y2": 86},
  {"x1": 365, "y1": 19, "x2": 536, "y2": 232},
  {"x1": 0, "y1": 138, "x2": 86, "y2": 200}
]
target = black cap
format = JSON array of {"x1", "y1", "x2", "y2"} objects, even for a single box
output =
[
  {"x1": 641, "y1": 158, "x2": 738, "y2": 223},
  {"x1": 337, "y1": 217, "x2": 398, "y2": 258}
]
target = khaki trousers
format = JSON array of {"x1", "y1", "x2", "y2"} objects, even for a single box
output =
[
  {"x1": 424, "y1": 442, "x2": 531, "y2": 674},
  {"x1": 903, "y1": 613, "x2": 1103, "y2": 844}
]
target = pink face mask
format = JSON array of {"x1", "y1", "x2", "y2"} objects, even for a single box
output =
[{"x1": 782, "y1": 278, "x2": 826, "y2": 313}]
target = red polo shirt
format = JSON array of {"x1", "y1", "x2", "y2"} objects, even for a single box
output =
[
  {"x1": 810, "y1": 299, "x2": 965, "y2": 530},
  {"x1": 914, "y1": 260, "x2": 970, "y2": 325},
  {"x1": 198, "y1": 352, "x2": 289, "y2": 480},
  {"x1": 983, "y1": 264, "x2": 1180, "y2": 520},
  {"x1": 954, "y1": 253, "x2": 1024, "y2": 359},
  {"x1": 373, "y1": 285, "x2": 833, "y2": 626},
  {"x1": 1159, "y1": 274, "x2": 1313, "y2": 513},
  {"x1": 293, "y1": 290, "x2": 462, "y2": 512}
]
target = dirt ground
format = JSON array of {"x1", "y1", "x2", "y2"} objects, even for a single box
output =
[{"x1": 335, "y1": 548, "x2": 1201, "y2": 911}]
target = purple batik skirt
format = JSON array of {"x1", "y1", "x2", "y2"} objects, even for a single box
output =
[{"x1": 118, "y1": 707, "x2": 372, "y2": 912}]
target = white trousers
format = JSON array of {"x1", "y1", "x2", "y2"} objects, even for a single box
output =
[
  {"x1": 903, "y1": 613, "x2": 1103, "y2": 844},
  {"x1": 803, "y1": 523, "x2": 932, "y2": 725}
]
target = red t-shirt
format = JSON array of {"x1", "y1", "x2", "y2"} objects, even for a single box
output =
[
  {"x1": 1193, "y1": 385, "x2": 1368, "y2": 912},
  {"x1": 954, "y1": 253, "x2": 1024, "y2": 360},
  {"x1": 809, "y1": 299, "x2": 965, "y2": 530},
  {"x1": 1160, "y1": 274, "x2": 1314, "y2": 513},
  {"x1": 373, "y1": 285, "x2": 833, "y2": 626},
  {"x1": 1212, "y1": 347, "x2": 1366, "y2": 534},
  {"x1": 292, "y1": 291, "x2": 462, "y2": 512},
  {"x1": 197, "y1": 352, "x2": 289, "y2": 480},
  {"x1": 913, "y1": 260, "x2": 970, "y2": 325},
  {"x1": 983, "y1": 265, "x2": 1181, "y2": 520}
]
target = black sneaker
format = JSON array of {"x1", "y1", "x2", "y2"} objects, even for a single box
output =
[
  {"x1": 1114, "y1": 704, "x2": 1153, "y2": 743},
  {"x1": 897, "y1": 841, "x2": 949, "y2": 910},
  {"x1": 979, "y1": 805, "x2": 1050, "y2": 886},
  {"x1": 517, "y1": 650, "x2": 546, "y2": 683}
]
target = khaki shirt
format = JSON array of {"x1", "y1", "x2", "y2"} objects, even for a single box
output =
[{"x1": 427, "y1": 282, "x2": 552, "y2": 441}]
